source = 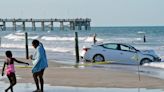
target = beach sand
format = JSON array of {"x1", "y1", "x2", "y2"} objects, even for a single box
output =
[{"x1": 0, "y1": 57, "x2": 164, "y2": 89}]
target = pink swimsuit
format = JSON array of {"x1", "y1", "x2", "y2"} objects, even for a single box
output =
[
  {"x1": 5, "y1": 58, "x2": 15, "y2": 76},
  {"x1": 6, "y1": 64, "x2": 15, "y2": 75}
]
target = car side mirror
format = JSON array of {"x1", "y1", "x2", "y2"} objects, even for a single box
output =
[{"x1": 135, "y1": 49, "x2": 140, "y2": 52}]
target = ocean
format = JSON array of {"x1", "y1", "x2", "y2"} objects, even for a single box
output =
[
  {"x1": 1, "y1": 26, "x2": 164, "y2": 92},
  {"x1": 0, "y1": 26, "x2": 164, "y2": 65}
]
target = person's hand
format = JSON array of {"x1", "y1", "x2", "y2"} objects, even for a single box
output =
[
  {"x1": 26, "y1": 63, "x2": 29, "y2": 66},
  {"x1": 29, "y1": 55, "x2": 33, "y2": 60}
]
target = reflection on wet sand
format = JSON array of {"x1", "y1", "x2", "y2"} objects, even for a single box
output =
[
  {"x1": 0, "y1": 82, "x2": 164, "y2": 92},
  {"x1": 1, "y1": 58, "x2": 164, "y2": 92}
]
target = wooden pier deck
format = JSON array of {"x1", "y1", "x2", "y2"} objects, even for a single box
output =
[{"x1": 0, "y1": 18, "x2": 91, "y2": 31}]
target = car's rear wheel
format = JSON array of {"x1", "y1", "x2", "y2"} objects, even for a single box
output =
[
  {"x1": 140, "y1": 58, "x2": 152, "y2": 65},
  {"x1": 93, "y1": 54, "x2": 105, "y2": 62}
]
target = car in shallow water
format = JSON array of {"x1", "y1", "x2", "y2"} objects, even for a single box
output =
[{"x1": 81, "y1": 43, "x2": 161, "y2": 65}]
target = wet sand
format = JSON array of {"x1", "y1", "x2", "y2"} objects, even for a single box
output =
[{"x1": 0, "y1": 57, "x2": 164, "y2": 89}]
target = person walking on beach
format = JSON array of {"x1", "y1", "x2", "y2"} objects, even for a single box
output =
[
  {"x1": 30, "y1": 39, "x2": 48, "y2": 92},
  {"x1": 1, "y1": 50, "x2": 29, "y2": 92}
]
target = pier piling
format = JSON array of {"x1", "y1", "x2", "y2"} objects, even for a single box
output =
[
  {"x1": 3, "y1": 21, "x2": 6, "y2": 30},
  {"x1": 50, "y1": 21, "x2": 53, "y2": 30},
  {"x1": 32, "y1": 21, "x2": 36, "y2": 31},
  {"x1": 25, "y1": 32, "x2": 29, "y2": 59},
  {"x1": 75, "y1": 32, "x2": 80, "y2": 64},
  {"x1": 23, "y1": 21, "x2": 25, "y2": 31},
  {"x1": 41, "y1": 21, "x2": 45, "y2": 31}
]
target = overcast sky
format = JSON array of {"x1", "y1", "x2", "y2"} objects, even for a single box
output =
[{"x1": 0, "y1": 0, "x2": 163, "y2": 26}]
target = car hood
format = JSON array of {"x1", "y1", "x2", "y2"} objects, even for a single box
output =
[{"x1": 140, "y1": 50, "x2": 158, "y2": 57}]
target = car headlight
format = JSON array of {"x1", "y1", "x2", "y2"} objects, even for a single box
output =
[{"x1": 153, "y1": 57, "x2": 161, "y2": 62}]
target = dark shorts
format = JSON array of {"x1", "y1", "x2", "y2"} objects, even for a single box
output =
[
  {"x1": 33, "y1": 69, "x2": 45, "y2": 76},
  {"x1": 7, "y1": 72, "x2": 16, "y2": 77}
]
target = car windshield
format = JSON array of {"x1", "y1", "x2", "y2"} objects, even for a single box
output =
[{"x1": 120, "y1": 44, "x2": 139, "y2": 52}]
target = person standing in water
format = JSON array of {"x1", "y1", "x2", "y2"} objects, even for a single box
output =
[
  {"x1": 1, "y1": 50, "x2": 29, "y2": 92},
  {"x1": 93, "y1": 33, "x2": 97, "y2": 45},
  {"x1": 143, "y1": 35, "x2": 146, "y2": 43},
  {"x1": 30, "y1": 39, "x2": 48, "y2": 92}
]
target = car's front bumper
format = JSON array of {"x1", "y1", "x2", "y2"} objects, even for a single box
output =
[{"x1": 154, "y1": 57, "x2": 161, "y2": 62}]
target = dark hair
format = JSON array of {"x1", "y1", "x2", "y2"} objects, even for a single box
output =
[
  {"x1": 6, "y1": 50, "x2": 12, "y2": 57},
  {"x1": 32, "y1": 39, "x2": 40, "y2": 47}
]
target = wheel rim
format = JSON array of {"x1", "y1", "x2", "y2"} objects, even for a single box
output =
[{"x1": 94, "y1": 55, "x2": 104, "y2": 62}]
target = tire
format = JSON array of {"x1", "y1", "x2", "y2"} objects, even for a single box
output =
[
  {"x1": 93, "y1": 54, "x2": 105, "y2": 62},
  {"x1": 140, "y1": 58, "x2": 152, "y2": 65}
]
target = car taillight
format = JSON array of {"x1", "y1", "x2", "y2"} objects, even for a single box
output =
[{"x1": 83, "y1": 48, "x2": 89, "y2": 52}]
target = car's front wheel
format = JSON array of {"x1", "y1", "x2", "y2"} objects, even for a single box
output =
[
  {"x1": 140, "y1": 58, "x2": 152, "y2": 65},
  {"x1": 93, "y1": 54, "x2": 105, "y2": 62}
]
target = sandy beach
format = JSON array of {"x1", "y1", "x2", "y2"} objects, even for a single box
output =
[{"x1": 0, "y1": 57, "x2": 164, "y2": 89}]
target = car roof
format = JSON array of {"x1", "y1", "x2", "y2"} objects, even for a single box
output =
[{"x1": 97, "y1": 43, "x2": 133, "y2": 47}]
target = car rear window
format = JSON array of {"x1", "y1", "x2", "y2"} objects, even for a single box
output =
[{"x1": 102, "y1": 44, "x2": 117, "y2": 50}]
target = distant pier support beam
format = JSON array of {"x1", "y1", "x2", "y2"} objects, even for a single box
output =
[
  {"x1": 88, "y1": 22, "x2": 91, "y2": 30},
  {"x1": 85, "y1": 25, "x2": 88, "y2": 30},
  {"x1": 41, "y1": 21, "x2": 45, "y2": 31},
  {"x1": 50, "y1": 21, "x2": 53, "y2": 30},
  {"x1": 0, "y1": 25, "x2": 3, "y2": 31},
  {"x1": 22, "y1": 21, "x2": 25, "y2": 31},
  {"x1": 85, "y1": 22, "x2": 91, "y2": 30},
  {"x1": 13, "y1": 21, "x2": 16, "y2": 31},
  {"x1": 70, "y1": 22, "x2": 75, "y2": 30},
  {"x1": 3, "y1": 21, "x2": 6, "y2": 31},
  {"x1": 32, "y1": 21, "x2": 36, "y2": 31},
  {"x1": 78, "y1": 25, "x2": 82, "y2": 30},
  {"x1": 60, "y1": 22, "x2": 64, "y2": 30}
]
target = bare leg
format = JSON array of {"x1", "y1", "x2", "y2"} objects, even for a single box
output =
[
  {"x1": 39, "y1": 69, "x2": 44, "y2": 92},
  {"x1": 39, "y1": 76, "x2": 44, "y2": 92},
  {"x1": 33, "y1": 73, "x2": 40, "y2": 91},
  {"x1": 6, "y1": 73, "x2": 16, "y2": 92}
]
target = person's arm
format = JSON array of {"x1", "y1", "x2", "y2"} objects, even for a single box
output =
[
  {"x1": 32, "y1": 46, "x2": 41, "y2": 66},
  {"x1": 2, "y1": 62, "x2": 6, "y2": 76},
  {"x1": 13, "y1": 58, "x2": 29, "y2": 65}
]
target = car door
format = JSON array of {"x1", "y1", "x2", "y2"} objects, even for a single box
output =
[
  {"x1": 101, "y1": 43, "x2": 123, "y2": 62},
  {"x1": 118, "y1": 44, "x2": 138, "y2": 64}
]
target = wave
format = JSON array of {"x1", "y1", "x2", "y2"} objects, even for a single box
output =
[
  {"x1": 1, "y1": 43, "x2": 72, "y2": 53},
  {"x1": 4, "y1": 34, "x2": 24, "y2": 41},
  {"x1": 46, "y1": 47, "x2": 72, "y2": 53},
  {"x1": 143, "y1": 62, "x2": 164, "y2": 69},
  {"x1": 4, "y1": 33, "x2": 39, "y2": 41},
  {"x1": 41, "y1": 36, "x2": 103, "y2": 42},
  {"x1": 137, "y1": 31, "x2": 146, "y2": 34},
  {"x1": 4, "y1": 31, "x2": 104, "y2": 42},
  {"x1": 106, "y1": 37, "x2": 134, "y2": 43},
  {"x1": 1, "y1": 43, "x2": 33, "y2": 49},
  {"x1": 41, "y1": 36, "x2": 76, "y2": 41},
  {"x1": 84, "y1": 37, "x2": 103, "y2": 42}
]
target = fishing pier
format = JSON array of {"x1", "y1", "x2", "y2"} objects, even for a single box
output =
[{"x1": 0, "y1": 18, "x2": 91, "y2": 31}]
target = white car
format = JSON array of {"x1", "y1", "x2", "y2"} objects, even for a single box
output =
[{"x1": 81, "y1": 43, "x2": 161, "y2": 65}]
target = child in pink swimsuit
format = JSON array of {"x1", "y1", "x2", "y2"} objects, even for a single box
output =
[{"x1": 1, "y1": 50, "x2": 29, "y2": 92}]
